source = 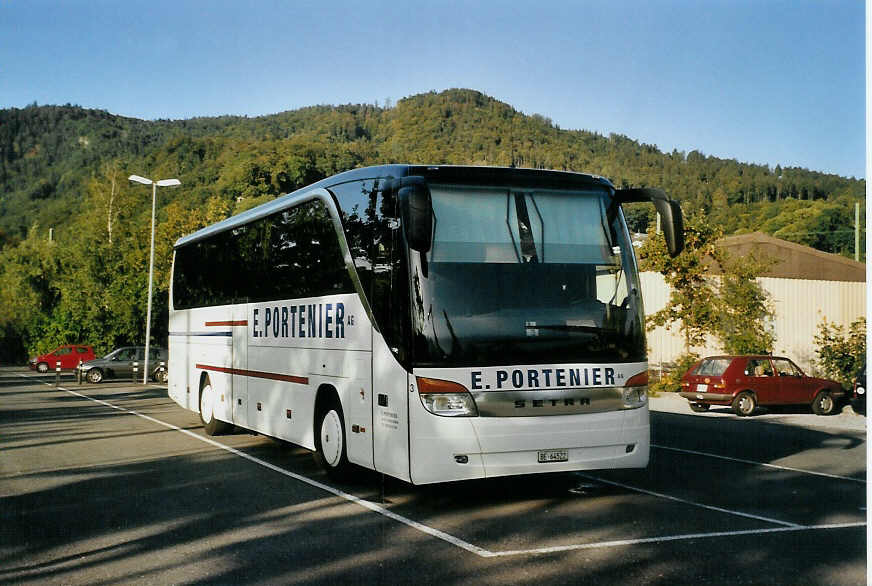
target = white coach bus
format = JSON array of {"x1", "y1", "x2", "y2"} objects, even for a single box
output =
[{"x1": 168, "y1": 165, "x2": 683, "y2": 484}]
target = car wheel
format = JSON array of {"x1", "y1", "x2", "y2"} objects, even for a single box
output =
[
  {"x1": 811, "y1": 390, "x2": 836, "y2": 416},
  {"x1": 689, "y1": 402, "x2": 710, "y2": 413},
  {"x1": 36, "y1": 362, "x2": 49, "y2": 373},
  {"x1": 313, "y1": 400, "x2": 351, "y2": 479},
  {"x1": 732, "y1": 392, "x2": 756, "y2": 417},
  {"x1": 154, "y1": 368, "x2": 168, "y2": 384},
  {"x1": 86, "y1": 369, "x2": 104, "y2": 384},
  {"x1": 199, "y1": 377, "x2": 232, "y2": 435}
]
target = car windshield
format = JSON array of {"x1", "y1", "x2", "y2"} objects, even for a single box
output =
[
  {"x1": 409, "y1": 184, "x2": 645, "y2": 366},
  {"x1": 695, "y1": 358, "x2": 731, "y2": 376}
]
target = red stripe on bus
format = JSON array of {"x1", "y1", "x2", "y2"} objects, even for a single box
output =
[
  {"x1": 204, "y1": 320, "x2": 248, "y2": 327},
  {"x1": 196, "y1": 364, "x2": 308, "y2": 385}
]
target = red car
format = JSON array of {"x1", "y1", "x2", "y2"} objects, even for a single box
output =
[
  {"x1": 679, "y1": 355, "x2": 844, "y2": 416},
  {"x1": 29, "y1": 344, "x2": 96, "y2": 373}
]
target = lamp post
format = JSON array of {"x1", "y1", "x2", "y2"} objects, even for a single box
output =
[{"x1": 129, "y1": 174, "x2": 180, "y2": 383}]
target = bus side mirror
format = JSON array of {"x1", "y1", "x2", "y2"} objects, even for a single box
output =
[
  {"x1": 615, "y1": 187, "x2": 685, "y2": 257},
  {"x1": 653, "y1": 198, "x2": 684, "y2": 257},
  {"x1": 396, "y1": 177, "x2": 433, "y2": 253}
]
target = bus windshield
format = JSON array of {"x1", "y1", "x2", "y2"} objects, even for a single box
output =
[{"x1": 410, "y1": 184, "x2": 645, "y2": 367}]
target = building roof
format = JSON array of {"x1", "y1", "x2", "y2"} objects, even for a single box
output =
[{"x1": 709, "y1": 232, "x2": 866, "y2": 282}]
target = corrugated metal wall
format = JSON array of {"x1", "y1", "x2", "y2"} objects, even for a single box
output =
[{"x1": 640, "y1": 272, "x2": 867, "y2": 374}]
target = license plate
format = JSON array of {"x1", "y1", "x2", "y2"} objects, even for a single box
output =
[
  {"x1": 538, "y1": 449, "x2": 569, "y2": 463},
  {"x1": 696, "y1": 383, "x2": 708, "y2": 392}
]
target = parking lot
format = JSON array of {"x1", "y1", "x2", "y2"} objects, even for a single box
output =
[{"x1": 1, "y1": 367, "x2": 866, "y2": 584}]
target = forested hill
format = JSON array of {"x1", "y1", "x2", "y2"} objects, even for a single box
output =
[{"x1": 0, "y1": 88, "x2": 865, "y2": 256}]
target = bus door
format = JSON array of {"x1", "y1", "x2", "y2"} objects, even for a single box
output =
[
  {"x1": 371, "y1": 335, "x2": 411, "y2": 482},
  {"x1": 343, "y1": 352, "x2": 374, "y2": 469},
  {"x1": 231, "y1": 305, "x2": 249, "y2": 428}
]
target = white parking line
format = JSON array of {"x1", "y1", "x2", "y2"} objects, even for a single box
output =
[
  {"x1": 487, "y1": 522, "x2": 868, "y2": 556},
  {"x1": 575, "y1": 472, "x2": 802, "y2": 527},
  {"x1": 653, "y1": 444, "x2": 866, "y2": 483},
  {"x1": 30, "y1": 379, "x2": 867, "y2": 559},
  {"x1": 31, "y1": 381, "x2": 491, "y2": 558}
]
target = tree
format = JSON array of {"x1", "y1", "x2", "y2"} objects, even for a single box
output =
[
  {"x1": 814, "y1": 317, "x2": 866, "y2": 388},
  {"x1": 639, "y1": 209, "x2": 723, "y2": 353},
  {"x1": 0, "y1": 225, "x2": 61, "y2": 357},
  {"x1": 640, "y1": 209, "x2": 776, "y2": 392},
  {"x1": 715, "y1": 252, "x2": 775, "y2": 354}
]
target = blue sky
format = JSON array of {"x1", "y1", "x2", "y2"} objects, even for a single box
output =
[{"x1": 1, "y1": 0, "x2": 864, "y2": 178}]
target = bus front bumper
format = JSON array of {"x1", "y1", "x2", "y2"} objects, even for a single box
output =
[{"x1": 409, "y1": 406, "x2": 650, "y2": 485}]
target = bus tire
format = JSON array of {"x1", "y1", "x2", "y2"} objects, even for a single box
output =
[
  {"x1": 200, "y1": 376, "x2": 232, "y2": 435},
  {"x1": 314, "y1": 399, "x2": 351, "y2": 480}
]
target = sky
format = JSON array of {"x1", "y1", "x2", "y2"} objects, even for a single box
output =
[{"x1": 1, "y1": 0, "x2": 865, "y2": 179}]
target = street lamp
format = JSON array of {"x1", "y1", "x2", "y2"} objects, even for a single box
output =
[{"x1": 129, "y1": 174, "x2": 180, "y2": 384}]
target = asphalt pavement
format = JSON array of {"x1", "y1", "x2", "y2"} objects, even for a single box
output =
[{"x1": 0, "y1": 367, "x2": 866, "y2": 585}]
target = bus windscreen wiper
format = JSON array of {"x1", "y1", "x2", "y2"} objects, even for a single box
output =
[{"x1": 525, "y1": 324, "x2": 613, "y2": 333}]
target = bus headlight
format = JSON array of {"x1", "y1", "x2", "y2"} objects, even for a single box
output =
[
  {"x1": 416, "y1": 377, "x2": 479, "y2": 417},
  {"x1": 622, "y1": 371, "x2": 649, "y2": 409},
  {"x1": 622, "y1": 387, "x2": 648, "y2": 408}
]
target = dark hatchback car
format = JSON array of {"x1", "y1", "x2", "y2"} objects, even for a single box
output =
[
  {"x1": 78, "y1": 346, "x2": 168, "y2": 383},
  {"x1": 679, "y1": 355, "x2": 844, "y2": 417}
]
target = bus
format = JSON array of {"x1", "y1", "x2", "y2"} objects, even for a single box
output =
[{"x1": 168, "y1": 165, "x2": 684, "y2": 484}]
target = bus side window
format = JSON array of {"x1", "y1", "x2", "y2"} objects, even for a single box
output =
[{"x1": 331, "y1": 178, "x2": 408, "y2": 358}]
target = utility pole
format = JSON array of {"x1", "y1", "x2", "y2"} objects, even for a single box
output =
[{"x1": 855, "y1": 201, "x2": 860, "y2": 262}]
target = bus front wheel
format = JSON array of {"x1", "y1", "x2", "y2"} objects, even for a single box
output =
[
  {"x1": 314, "y1": 401, "x2": 351, "y2": 479},
  {"x1": 199, "y1": 376, "x2": 232, "y2": 435}
]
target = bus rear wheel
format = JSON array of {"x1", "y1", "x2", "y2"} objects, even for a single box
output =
[
  {"x1": 200, "y1": 377, "x2": 232, "y2": 435},
  {"x1": 314, "y1": 401, "x2": 351, "y2": 479}
]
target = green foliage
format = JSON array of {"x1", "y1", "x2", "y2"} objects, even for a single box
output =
[
  {"x1": 650, "y1": 353, "x2": 700, "y2": 395},
  {"x1": 640, "y1": 210, "x2": 775, "y2": 355},
  {"x1": 0, "y1": 89, "x2": 865, "y2": 362},
  {"x1": 814, "y1": 317, "x2": 866, "y2": 388},
  {"x1": 0, "y1": 225, "x2": 59, "y2": 360},
  {"x1": 716, "y1": 253, "x2": 775, "y2": 354},
  {"x1": 640, "y1": 210, "x2": 724, "y2": 351}
]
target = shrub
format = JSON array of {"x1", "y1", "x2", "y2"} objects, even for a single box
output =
[
  {"x1": 814, "y1": 317, "x2": 866, "y2": 388},
  {"x1": 650, "y1": 353, "x2": 700, "y2": 395}
]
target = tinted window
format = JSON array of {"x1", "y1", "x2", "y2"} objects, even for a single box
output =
[
  {"x1": 695, "y1": 358, "x2": 731, "y2": 376},
  {"x1": 410, "y1": 185, "x2": 645, "y2": 366},
  {"x1": 330, "y1": 179, "x2": 409, "y2": 359},
  {"x1": 173, "y1": 198, "x2": 353, "y2": 309},
  {"x1": 116, "y1": 348, "x2": 135, "y2": 360}
]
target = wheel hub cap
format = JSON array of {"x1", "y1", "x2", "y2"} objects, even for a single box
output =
[{"x1": 320, "y1": 410, "x2": 343, "y2": 467}]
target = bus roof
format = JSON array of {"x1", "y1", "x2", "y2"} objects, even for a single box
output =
[{"x1": 173, "y1": 164, "x2": 614, "y2": 249}]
